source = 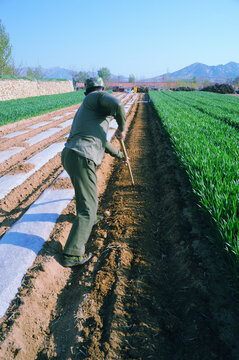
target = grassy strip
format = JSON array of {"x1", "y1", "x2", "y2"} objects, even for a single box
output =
[
  {"x1": 195, "y1": 91, "x2": 239, "y2": 105},
  {"x1": 158, "y1": 91, "x2": 238, "y2": 159},
  {"x1": 0, "y1": 91, "x2": 85, "y2": 126},
  {"x1": 150, "y1": 91, "x2": 239, "y2": 263},
  {"x1": 163, "y1": 91, "x2": 239, "y2": 128}
]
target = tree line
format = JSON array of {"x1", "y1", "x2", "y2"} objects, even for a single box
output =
[{"x1": 71, "y1": 69, "x2": 136, "y2": 88}]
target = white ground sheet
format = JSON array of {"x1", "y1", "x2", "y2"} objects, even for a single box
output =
[
  {"x1": 0, "y1": 147, "x2": 25, "y2": 164},
  {"x1": 0, "y1": 174, "x2": 74, "y2": 317},
  {"x1": 0, "y1": 142, "x2": 65, "y2": 200},
  {"x1": 3, "y1": 130, "x2": 29, "y2": 139}
]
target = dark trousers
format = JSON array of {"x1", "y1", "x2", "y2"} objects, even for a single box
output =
[{"x1": 61, "y1": 147, "x2": 97, "y2": 256}]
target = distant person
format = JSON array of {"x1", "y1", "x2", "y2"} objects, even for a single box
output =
[{"x1": 61, "y1": 77, "x2": 126, "y2": 267}]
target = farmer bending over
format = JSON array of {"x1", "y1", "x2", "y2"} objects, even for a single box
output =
[{"x1": 61, "y1": 77, "x2": 126, "y2": 267}]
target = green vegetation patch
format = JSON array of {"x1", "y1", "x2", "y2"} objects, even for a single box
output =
[
  {"x1": 0, "y1": 91, "x2": 85, "y2": 126},
  {"x1": 150, "y1": 90, "x2": 239, "y2": 265},
  {"x1": 163, "y1": 90, "x2": 239, "y2": 128}
]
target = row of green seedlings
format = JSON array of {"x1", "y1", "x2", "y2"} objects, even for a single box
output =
[
  {"x1": 162, "y1": 90, "x2": 239, "y2": 128},
  {"x1": 149, "y1": 91, "x2": 239, "y2": 262},
  {"x1": 194, "y1": 90, "x2": 239, "y2": 106},
  {"x1": 0, "y1": 91, "x2": 85, "y2": 126}
]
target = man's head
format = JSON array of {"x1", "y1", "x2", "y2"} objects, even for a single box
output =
[{"x1": 84, "y1": 77, "x2": 104, "y2": 95}]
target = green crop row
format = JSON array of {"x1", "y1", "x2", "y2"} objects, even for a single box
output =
[
  {"x1": 195, "y1": 91, "x2": 239, "y2": 106},
  {"x1": 0, "y1": 91, "x2": 85, "y2": 126},
  {"x1": 162, "y1": 91, "x2": 239, "y2": 128},
  {"x1": 149, "y1": 91, "x2": 239, "y2": 263}
]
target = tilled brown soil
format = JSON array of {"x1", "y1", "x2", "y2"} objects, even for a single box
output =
[{"x1": 1, "y1": 95, "x2": 239, "y2": 359}]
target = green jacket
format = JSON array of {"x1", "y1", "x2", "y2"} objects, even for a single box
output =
[{"x1": 65, "y1": 90, "x2": 126, "y2": 166}]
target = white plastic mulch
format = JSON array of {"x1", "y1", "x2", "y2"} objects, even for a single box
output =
[{"x1": 0, "y1": 173, "x2": 74, "y2": 317}]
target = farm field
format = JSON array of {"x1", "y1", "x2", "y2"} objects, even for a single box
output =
[
  {"x1": 0, "y1": 91, "x2": 85, "y2": 126},
  {"x1": 0, "y1": 92, "x2": 239, "y2": 359},
  {"x1": 149, "y1": 91, "x2": 239, "y2": 262}
]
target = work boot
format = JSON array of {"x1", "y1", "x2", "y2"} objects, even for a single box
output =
[{"x1": 62, "y1": 252, "x2": 92, "y2": 267}]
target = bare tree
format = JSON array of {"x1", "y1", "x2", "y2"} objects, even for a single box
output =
[{"x1": 26, "y1": 66, "x2": 43, "y2": 79}]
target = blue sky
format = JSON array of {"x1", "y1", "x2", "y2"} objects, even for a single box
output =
[{"x1": 1, "y1": 0, "x2": 239, "y2": 79}]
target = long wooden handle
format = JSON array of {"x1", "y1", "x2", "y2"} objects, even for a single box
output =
[{"x1": 119, "y1": 139, "x2": 135, "y2": 186}]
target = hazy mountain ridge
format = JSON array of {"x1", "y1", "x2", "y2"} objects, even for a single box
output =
[
  {"x1": 18, "y1": 67, "x2": 74, "y2": 80},
  {"x1": 18, "y1": 67, "x2": 128, "y2": 82},
  {"x1": 146, "y1": 62, "x2": 239, "y2": 82},
  {"x1": 19, "y1": 62, "x2": 239, "y2": 82}
]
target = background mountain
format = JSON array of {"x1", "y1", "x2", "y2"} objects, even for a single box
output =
[
  {"x1": 18, "y1": 67, "x2": 128, "y2": 82},
  {"x1": 19, "y1": 62, "x2": 239, "y2": 83},
  {"x1": 41, "y1": 69, "x2": 128, "y2": 82},
  {"x1": 18, "y1": 67, "x2": 74, "y2": 80},
  {"x1": 42, "y1": 67, "x2": 73, "y2": 80},
  {"x1": 145, "y1": 62, "x2": 239, "y2": 82}
]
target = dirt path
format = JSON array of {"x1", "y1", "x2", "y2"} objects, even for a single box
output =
[{"x1": 1, "y1": 96, "x2": 239, "y2": 359}]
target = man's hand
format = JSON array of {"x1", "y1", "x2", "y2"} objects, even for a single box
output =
[
  {"x1": 122, "y1": 155, "x2": 129, "y2": 164},
  {"x1": 115, "y1": 129, "x2": 126, "y2": 141}
]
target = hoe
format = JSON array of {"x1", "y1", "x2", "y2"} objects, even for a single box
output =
[{"x1": 119, "y1": 139, "x2": 135, "y2": 186}]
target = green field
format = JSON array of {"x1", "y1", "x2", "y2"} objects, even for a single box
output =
[
  {"x1": 0, "y1": 91, "x2": 85, "y2": 126},
  {"x1": 149, "y1": 90, "x2": 239, "y2": 264}
]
